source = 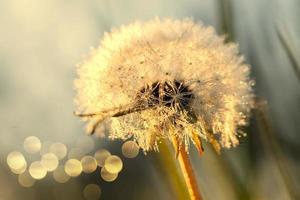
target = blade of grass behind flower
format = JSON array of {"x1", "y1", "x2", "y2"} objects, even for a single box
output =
[
  {"x1": 208, "y1": 146, "x2": 251, "y2": 199},
  {"x1": 276, "y1": 24, "x2": 300, "y2": 82},
  {"x1": 255, "y1": 98, "x2": 299, "y2": 199},
  {"x1": 217, "y1": 0, "x2": 235, "y2": 42}
]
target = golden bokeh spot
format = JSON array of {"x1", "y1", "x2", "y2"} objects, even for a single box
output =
[
  {"x1": 11, "y1": 162, "x2": 27, "y2": 175},
  {"x1": 94, "y1": 149, "x2": 110, "y2": 167},
  {"x1": 64, "y1": 159, "x2": 82, "y2": 177},
  {"x1": 104, "y1": 155, "x2": 123, "y2": 174},
  {"x1": 23, "y1": 136, "x2": 41, "y2": 154},
  {"x1": 7, "y1": 151, "x2": 27, "y2": 171},
  {"x1": 100, "y1": 167, "x2": 118, "y2": 182},
  {"x1": 18, "y1": 171, "x2": 35, "y2": 187},
  {"x1": 49, "y1": 143, "x2": 67, "y2": 160},
  {"x1": 41, "y1": 153, "x2": 59, "y2": 172},
  {"x1": 121, "y1": 141, "x2": 139, "y2": 158},
  {"x1": 53, "y1": 165, "x2": 70, "y2": 183},
  {"x1": 81, "y1": 156, "x2": 97, "y2": 174},
  {"x1": 83, "y1": 184, "x2": 101, "y2": 200},
  {"x1": 29, "y1": 161, "x2": 47, "y2": 180}
]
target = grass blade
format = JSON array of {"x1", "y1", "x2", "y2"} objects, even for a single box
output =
[{"x1": 276, "y1": 25, "x2": 300, "y2": 82}]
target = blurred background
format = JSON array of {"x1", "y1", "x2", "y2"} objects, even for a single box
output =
[{"x1": 0, "y1": 0, "x2": 299, "y2": 199}]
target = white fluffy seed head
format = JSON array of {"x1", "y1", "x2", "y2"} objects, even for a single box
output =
[{"x1": 74, "y1": 18, "x2": 254, "y2": 153}]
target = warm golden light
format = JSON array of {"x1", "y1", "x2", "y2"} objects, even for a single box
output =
[
  {"x1": 18, "y1": 171, "x2": 35, "y2": 187},
  {"x1": 83, "y1": 184, "x2": 101, "y2": 200},
  {"x1": 81, "y1": 156, "x2": 97, "y2": 174},
  {"x1": 121, "y1": 141, "x2": 139, "y2": 158},
  {"x1": 41, "y1": 153, "x2": 59, "y2": 172},
  {"x1": 23, "y1": 136, "x2": 41, "y2": 154},
  {"x1": 94, "y1": 149, "x2": 110, "y2": 167},
  {"x1": 75, "y1": 135, "x2": 95, "y2": 154},
  {"x1": 100, "y1": 167, "x2": 118, "y2": 182},
  {"x1": 64, "y1": 159, "x2": 82, "y2": 177},
  {"x1": 53, "y1": 165, "x2": 70, "y2": 183},
  {"x1": 29, "y1": 161, "x2": 47, "y2": 180},
  {"x1": 7, "y1": 151, "x2": 27, "y2": 171},
  {"x1": 11, "y1": 162, "x2": 27, "y2": 175},
  {"x1": 49, "y1": 142, "x2": 67, "y2": 160},
  {"x1": 104, "y1": 155, "x2": 123, "y2": 174}
]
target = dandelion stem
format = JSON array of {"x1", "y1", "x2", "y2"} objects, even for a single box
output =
[
  {"x1": 153, "y1": 141, "x2": 190, "y2": 200},
  {"x1": 172, "y1": 138, "x2": 203, "y2": 200}
]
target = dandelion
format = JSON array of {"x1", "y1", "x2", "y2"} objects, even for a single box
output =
[
  {"x1": 74, "y1": 18, "x2": 254, "y2": 154},
  {"x1": 74, "y1": 18, "x2": 254, "y2": 200}
]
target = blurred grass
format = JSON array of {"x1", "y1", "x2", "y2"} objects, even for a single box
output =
[
  {"x1": 216, "y1": 1, "x2": 299, "y2": 199},
  {"x1": 255, "y1": 98, "x2": 299, "y2": 199},
  {"x1": 217, "y1": 0, "x2": 234, "y2": 42},
  {"x1": 276, "y1": 25, "x2": 300, "y2": 82}
]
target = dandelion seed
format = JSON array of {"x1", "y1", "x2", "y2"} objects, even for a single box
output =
[{"x1": 74, "y1": 18, "x2": 254, "y2": 154}]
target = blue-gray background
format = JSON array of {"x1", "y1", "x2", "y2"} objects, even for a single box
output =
[{"x1": 0, "y1": 0, "x2": 299, "y2": 199}]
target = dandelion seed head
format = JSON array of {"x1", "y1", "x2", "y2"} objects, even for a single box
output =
[{"x1": 75, "y1": 18, "x2": 254, "y2": 153}]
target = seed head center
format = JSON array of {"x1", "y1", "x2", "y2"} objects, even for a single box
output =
[{"x1": 139, "y1": 80, "x2": 194, "y2": 112}]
